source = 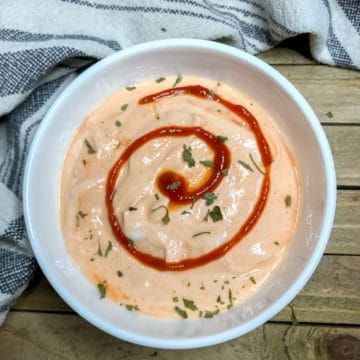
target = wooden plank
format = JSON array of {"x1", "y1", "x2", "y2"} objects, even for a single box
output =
[
  {"x1": 13, "y1": 270, "x2": 72, "y2": 313},
  {"x1": 324, "y1": 126, "x2": 360, "y2": 187},
  {"x1": 273, "y1": 65, "x2": 360, "y2": 125},
  {"x1": 272, "y1": 255, "x2": 360, "y2": 324},
  {"x1": 327, "y1": 190, "x2": 360, "y2": 255},
  {"x1": 1, "y1": 311, "x2": 360, "y2": 359},
  {"x1": 13, "y1": 255, "x2": 360, "y2": 325},
  {"x1": 257, "y1": 47, "x2": 316, "y2": 65}
]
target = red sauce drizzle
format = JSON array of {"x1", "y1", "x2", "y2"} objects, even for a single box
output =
[{"x1": 106, "y1": 85, "x2": 272, "y2": 271}]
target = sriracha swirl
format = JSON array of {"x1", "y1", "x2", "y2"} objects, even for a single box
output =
[{"x1": 106, "y1": 85, "x2": 272, "y2": 271}]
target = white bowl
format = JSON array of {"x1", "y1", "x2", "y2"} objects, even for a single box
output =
[{"x1": 23, "y1": 39, "x2": 336, "y2": 349}]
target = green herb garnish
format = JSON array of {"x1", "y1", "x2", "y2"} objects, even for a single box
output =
[
  {"x1": 238, "y1": 160, "x2": 253, "y2": 172},
  {"x1": 154, "y1": 193, "x2": 160, "y2": 200},
  {"x1": 249, "y1": 153, "x2": 266, "y2": 175},
  {"x1": 78, "y1": 211, "x2": 87, "y2": 218},
  {"x1": 97, "y1": 283, "x2": 106, "y2": 299},
  {"x1": 166, "y1": 181, "x2": 181, "y2": 190},
  {"x1": 125, "y1": 304, "x2": 139, "y2": 311},
  {"x1": 221, "y1": 168, "x2": 229, "y2": 176},
  {"x1": 181, "y1": 210, "x2": 192, "y2": 215},
  {"x1": 117, "y1": 271, "x2": 123, "y2": 277},
  {"x1": 190, "y1": 197, "x2": 198, "y2": 209},
  {"x1": 203, "y1": 309, "x2": 220, "y2": 318},
  {"x1": 192, "y1": 231, "x2": 211, "y2": 238},
  {"x1": 217, "y1": 295, "x2": 225, "y2": 304},
  {"x1": 97, "y1": 241, "x2": 103, "y2": 256},
  {"x1": 128, "y1": 206, "x2": 138, "y2": 211},
  {"x1": 172, "y1": 75, "x2": 183, "y2": 87},
  {"x1": 183, "y1": 144, "x2": 195, "y2": 167},
  {"x1": 183, "y1": 298, "x2": 198, "y2": 311},
  {"x1": 174, "y1": 306, "x2": 188, "y2": 319},
  {"x1": 84, "y1": 139, "x2": 96, "y2": 154},
  {"x1": 161, "y1": 27, "x2": 167, "y2": 32},
  {"x1": 203, "y1": 209, "x2": 210, "y2": 222},
  {"x1": 152, "y1": 205, "x2": 170, "y2": 225},
  {"x1": 121, "y1": 103, "x2": 128, "y2": 111},
  {"x1": 76, "y1": 211, "x2": 87, "y2": 227},
  {"x1": 126, "y1": 86, "x2": 136, "y2": 91},
  {"x1": 289, "y1": 305, "x2": 299, "y2": 326},
  {"x1": 156, "y1": 77, "x2": 166, "y2": 83},
  {"x1": 274, "y1": 241, "x2": 280, "y2": 246},
  {"x1": 115, "y1": 120, "x2": 122, "y2": 127},
  {"x1": 227, "y1": 289, "x2": 234, "y2": 309},
  {"x1": 199, "y1": 160, "x2": 214, "y2": 168},
  {"x1": 104, "y1": 241, "x2": 112, "y2": 258},
  {"x1": 173, "y1": 296, "x2": 179, "y2": 302},
  {"x1": 82, "y1": 159, "x2": 87, "y2": 166},
  {"x1": 217, "y1": 135, "x2": 228, "y2": 143},
  {"x1": 204, "y1": 192, "x2": 217, "y2": 206},
  {"x1": 209, "y1": 205, "x2": 223, "y2": 222},
  {"x1": 127, "y1": 238, "x2": 135, "y2": 247},
  {"x1": 285, "y1": 195, "x2": 292, "y2": 207},
  {"x1": 326, "y1": 111, "x2": 333, "y2": 118},
  {"x1": 249, "y1": 276, "x2": 256, "y2": 284}
]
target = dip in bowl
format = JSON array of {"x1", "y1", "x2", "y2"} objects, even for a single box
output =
[{"x1": 23, "y1": 39, "x2": 336, "y2": 349}]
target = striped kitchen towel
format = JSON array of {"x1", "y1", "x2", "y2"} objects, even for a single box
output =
[{"x1": 0, "y1": 0, "x2": 359, "y2": 324}]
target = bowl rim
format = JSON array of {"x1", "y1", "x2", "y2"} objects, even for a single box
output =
[{"x1": 23, "y1": 38, "x2": 337, "y2": 349}]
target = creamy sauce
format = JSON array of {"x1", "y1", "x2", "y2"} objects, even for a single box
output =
[{"x1": 60, "y1": 76, "x2": 300, "y2": 318}]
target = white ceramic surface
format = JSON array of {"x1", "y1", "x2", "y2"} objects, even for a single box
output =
[{"x1": 23, "y1": 39, "x2": 336, "y2": 349}]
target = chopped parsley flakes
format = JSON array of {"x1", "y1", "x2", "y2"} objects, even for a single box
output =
[
  {"x1": 209, "y1": 205, "x2": 223, "y2": 222},
  {"x1": 203, "y1": 192, "x2": 217, "y2": 206},
  {"x1": 156, "y1": 77, "x2": 166, "y2": 83},
  {"x1": 192, "y1": 231, "x2": 211, "y2": 238},
  {"x1": 104, "y1": 241, "x2": 112, "y2": 258},
  {"x1": 249, "y1": 153, "x2": 266, "y2": 175},
  {"x1": 84, "y1": 139, "x2": 96, "y2": 154},
  {"x1": 174, "y1": 306, "x2": 188, "y2": 318},
  {"x1": 221, "y1": 168, "x2": 229, "y2": 176},
  {"x1": 183, "y1": 298, "x2": 198, "y2": 311},
  {"x1": 172, "y1": 75, "x2": 183, "y2": 87},
  {"x1": 238, "y1": 159, "x2": 253, "y2": 172},
  {"x1": 152, "y1": 205, "x2": 170, "y2": 225},
  {"x1": 166, "y1": 181, "x2": 181, "y2": 190},
  {"x1": 125, "y1": 304, "x2": 139, "y2": 311},
  {"x1": 217, "y1": 135, "x2": 228, "y2": 143},
  {"x1": 97, "y1": 283, "x2": 106, "y2": 299},
  {"x1": 183, "y1": 144, "x2": 195, "y2": 167},
  {"x1": 199, "y1": 160, "x2": 214, "y2": 168},
  {"x1": 285, "y1": 195, "x2": 292, "y2": 207}
]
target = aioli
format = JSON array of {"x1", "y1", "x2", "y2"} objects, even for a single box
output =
[{"x1": 60, "y1": 76, "x2": 300, "y2": 318}]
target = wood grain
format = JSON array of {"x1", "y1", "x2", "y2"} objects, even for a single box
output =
[
  {"x1": 327, "y1": 190, "x2": 360, "y2": 255},
  {"x1": 12, "y1": 255, "x2": 360, "y2": 325},
  {"x1": 1, "y1": 45, "x2": 359, "y2": 359},
  {"x1": 272, "y1": 255, "x2": 360, "y2": 324},
  {"x1": 273, "y1": 65, "x2": 360, "y2": 125},
  {"x1": 324, "y1": 126, "x2": 360, "y2": 186},
  {"x1": 1, "y1": 311, "x2": 360, "y2": 360},
  {"x1": 257, "y1": 47, "x2": 316, "y2": 65}
]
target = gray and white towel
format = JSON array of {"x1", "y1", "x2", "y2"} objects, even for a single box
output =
[{"x1": 1, "y1": 0, "x2": 359, "y2": 325}]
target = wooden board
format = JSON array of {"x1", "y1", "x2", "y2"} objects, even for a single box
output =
[
  {"x1": 1, "y1": 311, "x2": 360, "y2": 359},
  {"x1": 11, "y1": 254, "x2": 360, "y2": 325},
  {"x1": 1, "y1": 43, "x2": 359, "y2": 358},
  {"x1": 324, "y1": 126, "x2": 360, "y2": 186}
]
